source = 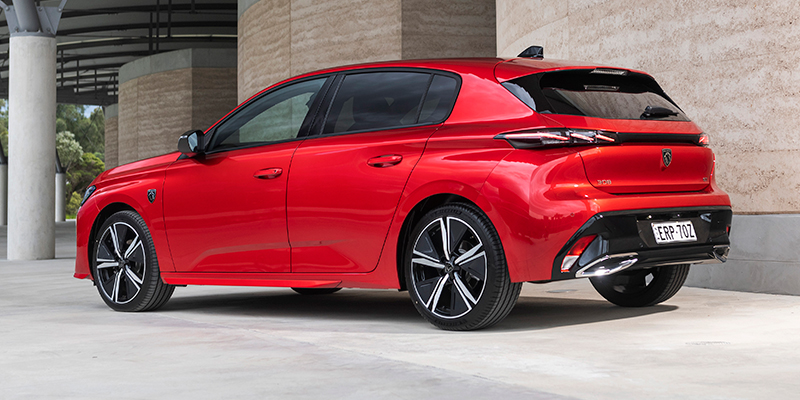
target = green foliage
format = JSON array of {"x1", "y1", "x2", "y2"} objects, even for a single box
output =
[
  {"x1": 57, "y1": 104, "x2": 105, "y2": 155},
  {"x1": 66, "y1": 192, "x2": 82, "y2": 219},
  {"x1": 56, "y1": 131, "x2": 84, "y2": 170},
  {"x1": 65, "y1": 153, "x2": 105, "y2": 216}
]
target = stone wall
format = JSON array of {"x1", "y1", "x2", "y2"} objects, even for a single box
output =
[
  {"x1": 237, "y1": 0, "x2": 496, "y2": 103},
  {"x1": 103, "y1": 104, "x2": 118, "y2": 169},
  {"x1": 117, "y1": 49, "x2": 237, "y2": 165}
]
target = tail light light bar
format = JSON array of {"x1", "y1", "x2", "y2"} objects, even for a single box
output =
[
  {"x1": 495, "y1": 129, "x2": 617, "y2": 149},
  {"x1": 496, "y1": 129, "x2": 711, "y2": 149},
  {"x1": 698, "y1": 133, "x2": 710, "y2": 147}
]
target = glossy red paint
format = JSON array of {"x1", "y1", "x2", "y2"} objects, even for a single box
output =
[
  {"x1": 287, "y1": 125, "x2": 435, "y2": 274},
  {"x1": 163, "y1": 142, "x2": 297, "y2": 273},
  {"x1": 75, "y1": 56, "x2": 731, "y2": 294}
]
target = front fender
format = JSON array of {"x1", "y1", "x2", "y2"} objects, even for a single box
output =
[{"x1": 74, "y1": 172, "x2": 174, "y2": 280}]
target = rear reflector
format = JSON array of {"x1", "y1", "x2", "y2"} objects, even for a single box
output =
[{"x1": 560, "y1": 235, "x2": 598, "y2": 273}]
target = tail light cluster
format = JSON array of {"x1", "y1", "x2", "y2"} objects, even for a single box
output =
[
  {"x1": 495, "y1": 129, "x2": 617, "y2": 149},
  {"x1": 495, "y1": 129, "x2": 711, "y2": 149}
]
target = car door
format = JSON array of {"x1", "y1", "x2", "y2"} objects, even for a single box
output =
[
  {"x1": 287, "y1": 71, "x2": 460, "y2": 273},
  {"x1": 163, "y1": 77, "x2": 329, "y2": 273}
]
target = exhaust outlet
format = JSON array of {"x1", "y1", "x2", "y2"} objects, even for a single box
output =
[{"x1": 575, "y1": 253, "x2": 638, "y2": 278}]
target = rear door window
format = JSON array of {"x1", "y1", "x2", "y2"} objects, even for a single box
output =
[
  {"x1": 322, "y1": 71, "x2": 458, "y2": 135},
  {"x1": 502, "y1": 69, "x2": 689, "y2": 121}
]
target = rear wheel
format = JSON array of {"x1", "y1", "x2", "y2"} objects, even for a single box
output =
[
  {"x1": 92, "y1": 210, "x2": 174, "y2": 312},
  {"x1": 405, "y1": 204, "x2": 521, "y2": 331},
  {"x1": 589, "y1": 264, "x2": 690, "y2": 307},
  {"x1": 291, "y1": 288, "x2": 342, "y2": 295}
]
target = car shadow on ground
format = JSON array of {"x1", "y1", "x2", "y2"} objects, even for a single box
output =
[{"x1": 161, "y1": 288, "x2": 677, "y2": 332}]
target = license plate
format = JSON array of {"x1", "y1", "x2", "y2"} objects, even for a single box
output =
[{"x1": 651, "y1": 221, "x2": 697, "y2": 244}]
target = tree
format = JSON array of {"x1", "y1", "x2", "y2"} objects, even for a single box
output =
[
  {"x1": 56, "y1": 131, "x2": 84, "y2": 170},
  {"x1": 65, "y1": 152, "x2": 105, "y2": 216},
  {"x1": 57, "y1": 104, "x2": 104, "y2": 155}
]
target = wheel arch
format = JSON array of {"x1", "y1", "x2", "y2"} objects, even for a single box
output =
[
  {"x1": 395, "y1": 193, "x2": 484, "y2": 291},
  {"x1": 87, "y1": 202, "x2": 137, "y2": 280}
]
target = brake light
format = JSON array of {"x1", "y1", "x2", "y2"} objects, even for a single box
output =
[
  {"x1": 698, "y1": 133, "x2": 710, "y2": 147},
  {"x1": 560, "y1": 235, "x2": 598, "y2": 273},
  {"x1": 496, "y1": 129, "x2": 618, "y2": 149}
]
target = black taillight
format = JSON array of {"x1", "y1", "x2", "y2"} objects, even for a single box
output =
[{"x1": 495, "y1": 129, "x2": 618, "y2": 149}]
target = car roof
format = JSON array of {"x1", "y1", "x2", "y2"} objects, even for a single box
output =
[{"x1": 291, "y1": 57, "x2": 650, "y2": 83}]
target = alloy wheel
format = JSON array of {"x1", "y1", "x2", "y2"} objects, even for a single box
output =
[
  {"x1": 410, "y1": 216, "x2": 487, "y2": 319},
  {"x1": 95, "y1": 222, "x2": 147, "y2": 304}
]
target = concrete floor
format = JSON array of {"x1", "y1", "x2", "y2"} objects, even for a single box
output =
[{"x1": 1, "y1": 222, "x2": 799, "y2": 399}]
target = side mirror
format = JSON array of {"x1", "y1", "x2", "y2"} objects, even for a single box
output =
[{"x1": 178, "y1": 130, "x2": 205, "y2": 157}]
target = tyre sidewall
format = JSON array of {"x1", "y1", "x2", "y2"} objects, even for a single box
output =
[{"x1": 405, "y1": 204, "x2": 508, "y2": 330}]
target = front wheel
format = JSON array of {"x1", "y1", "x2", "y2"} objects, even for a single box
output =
[
  {"x1": 92, "y1": 210, "x2": 174, "y2": 312},
  {"x1": 405, "y1": 204, "x2": 521, "y2": 331},
  {"x1": 589, "y1": 264, "x2": 690, "y2": 307}
]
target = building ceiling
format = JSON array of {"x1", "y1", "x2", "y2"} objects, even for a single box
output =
[{"x1": 0, "y1": 0, "x2": 237, "y2": 105}]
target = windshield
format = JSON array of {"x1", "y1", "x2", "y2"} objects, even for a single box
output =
[{"x1": 502, "y1": 69, "x2": 690, "y2": 121}]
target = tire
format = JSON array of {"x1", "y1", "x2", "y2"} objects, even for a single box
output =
[
  {"x1": 92, "y1": 210, "x2": 175, "y2": 312},
  {"x1": 291, "y1": 288, "x2": 342, "y2": 295},
  {"x1": 405, "y1": 204, "x2": 521, "y2": 331},
  {"x1": 589, "y1": 264, "x2": 690, "y2": 307}
]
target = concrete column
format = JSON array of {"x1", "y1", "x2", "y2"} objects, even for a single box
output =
[
  {"x1": 8, "y1": 35, "x2": 57, "y2": 259},
  {"x1": 0, "y1": 163, "x2": 7, "y2": 226},
  {"x1": 55, "y1": 172, "x2": 66, "y2": 222}
]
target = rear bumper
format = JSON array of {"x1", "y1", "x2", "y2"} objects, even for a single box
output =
[{"x1": 550, "y1": 206, "x2": 732, "y2": 280}]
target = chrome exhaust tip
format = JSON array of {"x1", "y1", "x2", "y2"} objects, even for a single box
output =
[{"x1": 575, "y1": 253, "x2": 639, "y2": 278}]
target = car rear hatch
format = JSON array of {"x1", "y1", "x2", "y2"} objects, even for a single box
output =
[{"x1": 497, "y1": 65, "x2": 712, "y2": 194}]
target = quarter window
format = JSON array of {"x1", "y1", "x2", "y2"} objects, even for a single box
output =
[
  {"x1": 418, "y1": 75, "x2": 458, "y2": 124},
  {"x1": 209, "y1": 78, "x2": 327, "y2": 151}
]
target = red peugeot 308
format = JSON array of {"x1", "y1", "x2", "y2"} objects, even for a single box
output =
[{"x1": 75, "y1": 48, "x2": 732, "y2": 330}]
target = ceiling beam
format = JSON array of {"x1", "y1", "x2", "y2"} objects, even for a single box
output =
[
  {"x1": 0, "y1": 3, "x2": 237, "y2": 28},
  {"x1": 54, "y1": 36, "x2": 237, "y2": 51}
]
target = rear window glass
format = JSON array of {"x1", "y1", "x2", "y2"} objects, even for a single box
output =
[{"x1": 502, "y1": 69, "x2": 689, "y2": 121}]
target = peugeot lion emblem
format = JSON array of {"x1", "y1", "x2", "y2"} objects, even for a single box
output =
[
  {"x1": 147, "y1": 189, "x2": 157, "y2": 203},
  {"x1": 662, "y1": 148, "x2": 672, "y2": 168}
]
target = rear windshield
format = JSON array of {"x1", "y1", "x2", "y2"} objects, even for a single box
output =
[{"x1": 502, "y1": 69, "x2": 690, "y2": 121}]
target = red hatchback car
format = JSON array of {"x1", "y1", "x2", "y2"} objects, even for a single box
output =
[{"x1": 75, "y1": 50, "x2": 732, "y2": 330}]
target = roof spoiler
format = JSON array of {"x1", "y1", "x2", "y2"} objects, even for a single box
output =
[{"x1": 518, "y1": 45, "x2": 544, "y2": 58}]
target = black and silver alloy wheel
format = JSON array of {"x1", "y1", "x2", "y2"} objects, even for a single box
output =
[
  {"x1": 406, "y1": 204, "x2": 521, "y2": 330},
  {"x1": 92, "y1": 211, "x2": 174, "y2": 312},
  {"x1": 411, "y1": 216, "x2": 487, "y2": 319},
  {"x1": 96, "y1": 221, "x2": 146, "y2": 304},
  {"x1": 589, "y1": 264, "x2": 690, "y2": 307}
]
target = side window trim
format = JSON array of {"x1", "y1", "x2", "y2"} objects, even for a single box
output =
[
  {"x1": 413, "y1": 74, "x2": 436, "y2": 125},
  {"x1": 309, "y1": 74, "x2": 344, "y2": 137},
  {"x1": 203, "y1": 75, "x2": 334, "y2": 154}
]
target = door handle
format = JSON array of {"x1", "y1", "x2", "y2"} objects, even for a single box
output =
[
  {"x1": 254, "y1": 167, "x2": 283, "y2": 179},
  {"x1": 367, "y1": 155, "x2": 403, "y2": 168}
]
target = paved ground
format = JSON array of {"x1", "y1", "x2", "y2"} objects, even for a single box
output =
[{"x1": 1, "y1": 222, "x2": 799, "y2": 399}]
